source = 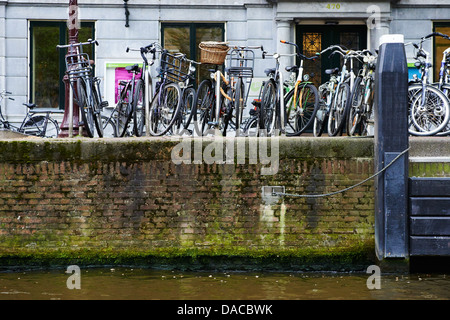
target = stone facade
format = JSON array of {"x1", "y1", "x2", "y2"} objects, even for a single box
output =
[{"x1": 1, "y1": 0, "x2": 450, "y2": 123}]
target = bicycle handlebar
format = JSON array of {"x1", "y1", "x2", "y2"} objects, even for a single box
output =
[
  {"x1": 423, "y1": 32, "x2": 450, "y2": 41},
  {"x1": 126, "y1": 42, "x2": 162, "y2": 65},
  {"x1": 280, "y1": 40, "x2": 317, "y2": 60},
  {"x1": 56, "y1": 38, "x2": 99, "y2": 49}
]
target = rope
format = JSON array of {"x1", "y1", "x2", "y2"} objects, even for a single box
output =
[{"x1": 273, "y1": 146, "x2": 411, "y2": 198}]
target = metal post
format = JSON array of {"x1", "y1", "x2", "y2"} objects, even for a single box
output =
[
  {"x1": 374, "y1": 34, "x2": 409, "y2": 262},
  {"x1": 58, "y1": 0, "x2": 81, "y2": 138}
]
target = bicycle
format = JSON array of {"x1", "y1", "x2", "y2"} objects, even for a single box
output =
[
  {"x1": 432, "y1": 32, "x2": 450, "y2": 135},
  {"x1": 346, "y1": 50, "x2": 377, "y2": 136},
  {"x1": 147, "y1": 46, "x2": 183, "y2": 136},
  {"x1": 111, "y1": 43, "x2": 159, "y2": 137},
  {"x1": 57, "y1": 39, "x2": 107, "y2": 138},
  {"x1": 253, "y1": 50, "x2": 297, "y2": 136},
  {"x1": 0, "y1": 90, "x2": 62, "y2": 138},
  {"x1": 172, "y1": 55, "x2": 201, "y2": 136},
  {"x1": 406, "y1": 34, "x2": 450, "y2": 136},
  {"x1": 193, "y1": 63, "x2": 233, "y2": 136},
  {"x1": 226, "y1": 45, "x2": 264, "y2": 136},
  {"x1": 280, "y1": 40, "x2": 319, "y2": 136},
  {"x1": 314, "y1": 45, "x2": 358, "y2": 137},
  {"x1": 194, "y1": 43, "x2": 264, "y2": 137}
]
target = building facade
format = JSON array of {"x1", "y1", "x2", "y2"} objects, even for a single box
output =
[{"x1": 1, "y1": 0, "x2": 449, "y2": 124}]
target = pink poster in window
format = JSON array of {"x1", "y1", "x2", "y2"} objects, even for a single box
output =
[{"x1": 114, "y1": 67, "x2": 133, "y2": 103}]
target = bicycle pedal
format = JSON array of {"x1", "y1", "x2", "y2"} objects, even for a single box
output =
[{"x1": 100, "y1": 101, "x2": 109, "y2": 108}]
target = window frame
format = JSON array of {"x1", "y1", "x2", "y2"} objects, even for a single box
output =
[
  {"x1": 29, "y1": 20, "x2": 95, "y2": 109},
  {"x1": 161, "y1": 22, "x2": 225, "y2": 85},
  {"x1": 433, "y1": 22, "x2": 450, "y2": 82}
]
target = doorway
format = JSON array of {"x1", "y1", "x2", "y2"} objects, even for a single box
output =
[{"x1": 295, "y1": 25, "x2": 367, "y2": 88}]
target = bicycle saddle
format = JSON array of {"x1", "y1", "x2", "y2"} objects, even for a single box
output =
[
  {"x1": 285, "y1": 66, "x2": 298, "y2": 73},
  {"x1": 23, "y1": 103, "x2": 37, "y2": 109},
  {"x1": 264, "y1": 68, "x2": 276, "y2": 76},
  {"x1": 125, "y1": 64, "x2": 141, "y2": 73},
  {"x1": 325, "y1": 68, "x2": 340, "y2": 75}
]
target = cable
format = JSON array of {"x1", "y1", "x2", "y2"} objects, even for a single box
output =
[{"x1": 273, "y1": 146, "x2": 411, "y2": 198}]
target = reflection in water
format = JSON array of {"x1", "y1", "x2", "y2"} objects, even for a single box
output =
[{"x1": 0, "y1": 268, "x2": 448, "y2": 300}]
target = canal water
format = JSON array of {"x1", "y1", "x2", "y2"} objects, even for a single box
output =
[{"x1": 0, "y1": 267, "x2": 448, "y2": 300}]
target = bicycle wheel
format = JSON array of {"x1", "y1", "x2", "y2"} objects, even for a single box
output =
[
  {"x1": 234, "y1": 77, "x2": 245, "y2": 136},
  {"x1": 223, "y1": 84, "x2": 237, "y2": 136},
  {"x1": 408, "y1": 84, "x2": 450, "y2": 136},
  {"x1": 176, "y1": 87, "x2": 196, "y2": 135},
  {"x1": 77, "y1": 78, "x2": 96, "y2": 138},
  {"x1": 243, "y1": 116, "x2": 258, "y2": 137},
  {"x1": 260, "y1": 78, "x2": 277, "y2": 136},
  {"x1": 284, "y1": 82, "x2": 319, "y2": 136},
  {"x1": 117, "y1": 85, "x2": 133, "y2": 137},
  {"x1": 133, "y1": 79, "x2": 145, "y2": 137},
  {"x1": 148, "y1": 82, "x2": 182, "y2": 136},
  {"x1": 347, "y1": 77, "x2": 364, "y2": 136},
  {"x1": 194, "y1": 79, "x2": 214, "y2": 136},
  {"x1": 328, "y1": 82, "x2": 350, "y2": 136},
  {"x1": 22, "y1": 116, "x2": 60, "y2": 138},
  {"x1": 313, "y1": 85, "x2": 330, "y2": 137},
  {"x1": 437, "y1": 84, "x2": 450, "y2": 136},
  {"x1": 101, "y1": 115, "x2": 116, "y2": 138},
  {"x1": 92, "y1": 83, "x2": 104, "y2": 138}
]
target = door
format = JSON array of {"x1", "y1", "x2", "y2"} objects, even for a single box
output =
[{"x1": 296, "y1": 25, "x2": 367, "y2": 88}]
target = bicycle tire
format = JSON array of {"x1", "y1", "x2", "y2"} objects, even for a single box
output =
[
  {"x1": 284, "y1": 82, "x2": 319, "y2": 136},
  {"x1": 260, "y1": 78, "x2": 277, "y2": 136},
  {"x1": 101, "y1": 115, "x2": 117, "y2": 138},
  {"x1": 194, "y1": 79, "x2": 214, "y2": 136},
  {"x1": 77, "y1": 78, "x2": 96, "y2": 138},
  {"x1": 328, "y1": 82, "x2": 350, "y2": 137},
  {"x1": 347, "y1": 77, "x2": 364, "y2": 136},
  {"x1": 92, "y1": 83, "x2": 104, "y2": 138},
  {"x1": 176, "y1": 87, "x2": 196, "y2": 135},
  {"x1": 437, "y1": 84, "x2": 450, "y2": 136},
  {"x1": 148, "y1": 82, "x2": 182, "y2": 136},
  {"x1": 408, "y1": 84, "x2": 450, "y2": 136},
  {"x1": 133, "y1": 79, "x2": 145, "y2": 136},
  {"x1": 234, "y1": 77, "x2": 245, "y2": 136},
  {"x1": 243, "y1": 116, "x2": 259, "y2": 137},
  {"x1": 117, "y1": 85, "x2": 133, "y2": 137},
  {"x1": 22, "y1": 115, "x2": 60, "y2": 138},
  {"x1": 223, "y1": 82, "x2": 238, "y2": 136}
]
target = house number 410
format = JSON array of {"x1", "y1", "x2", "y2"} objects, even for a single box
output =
[{"x1": 326, "y1": 3, "x2": 341, "y2": 9}]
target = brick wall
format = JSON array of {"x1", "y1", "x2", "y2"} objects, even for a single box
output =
[{"x1": 0, "y1": 137, "x2": 376, "y2": 269}]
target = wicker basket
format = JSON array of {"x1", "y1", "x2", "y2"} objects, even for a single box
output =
[{"x1": 199, "y1": 42, "x2": 229, "y2": 65}]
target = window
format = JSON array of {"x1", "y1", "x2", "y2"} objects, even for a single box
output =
[
  {"x1": 161, "y1": 23, "x2": 225, "y2": 85},
  {"x1": 433, "y1": 23, "x2": 450, "y2": 82},
  {"x1": 30, "y1": 21, "x2": 94, "y2": 109}
]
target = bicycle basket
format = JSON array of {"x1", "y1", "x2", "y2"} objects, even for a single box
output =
[
  {"x1": 199, "y1": 42, "x2": 229, "y2": 65},
  {"x1": 65, "y1": 53, "x2": 92, "y2": 80},
  {"x1": 227, "y1": 48, "x2": 255, "y2": 78},
  {"x1": 160, "y1": 51, "x2": 191, "y2": 83}
]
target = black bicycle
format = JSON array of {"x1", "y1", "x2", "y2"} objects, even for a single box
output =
[
  {"x1": 57, "y1": 39, "x2": 107, "y2": 138},
  {"x1": 0, "y1": 90, "x2": 62, "y2": 138}
]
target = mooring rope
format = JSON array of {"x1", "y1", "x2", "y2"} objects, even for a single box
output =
[{"x1": 272, "y1": 146, "x2": 411, "y2": 198}]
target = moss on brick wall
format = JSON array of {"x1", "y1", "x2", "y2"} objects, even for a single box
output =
[{"x1": 0, "y1": 136, "x2": 377, "y2": 270}]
